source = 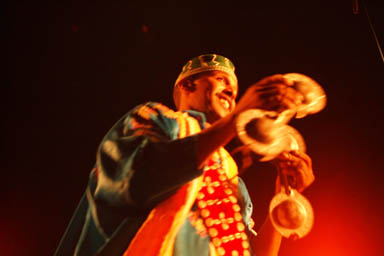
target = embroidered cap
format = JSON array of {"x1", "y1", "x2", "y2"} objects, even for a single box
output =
[{"x1": 174, "y1": 54, "x2": 237, "y2": 86}]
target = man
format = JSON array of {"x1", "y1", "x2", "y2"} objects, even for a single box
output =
[{"x1": 55, "y1": 54, "x2": 314, "y2": 256}]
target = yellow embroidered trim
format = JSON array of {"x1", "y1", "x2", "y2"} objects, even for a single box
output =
[
  {"x1": 159, "y1": 113, "x2": 202, "y2": 256},
  {"x1": 210, "y1": 243, "x2": 219, "y2": 256},
  {"x1": 188, "y1": 211, "x2": 208, "y2": 237},
  {"x1": 135, "y1": 105, "x2": 157, "y2": 120},
  {"x1": 160, "y1": 177, "x2": 203, "y2": 256}
]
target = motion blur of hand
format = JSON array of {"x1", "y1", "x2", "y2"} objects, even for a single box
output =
[{"x1": 234, "y1": 74, "x2": 304, "y2": 115}]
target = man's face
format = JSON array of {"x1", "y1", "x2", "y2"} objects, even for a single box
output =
[{"x1": 182, "y1": 71, "x2": 238, "y2": 123}]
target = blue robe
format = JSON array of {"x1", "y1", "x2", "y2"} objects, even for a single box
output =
[{"x1": 55, "y1": 102, "x2": 256, "y2": 256}]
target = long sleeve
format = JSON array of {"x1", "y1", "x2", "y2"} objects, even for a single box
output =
[{"x1": 94, "y1": 102, "x2": 205, "y2": 210}]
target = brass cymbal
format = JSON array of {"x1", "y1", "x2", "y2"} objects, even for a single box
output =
[{"x1": 269, "y1": 188, "x2": 314, "y2": 239}]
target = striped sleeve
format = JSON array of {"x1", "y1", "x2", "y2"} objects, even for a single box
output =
[{"x1": 94, "y1": 102, "x2": 202, "y2": 209}]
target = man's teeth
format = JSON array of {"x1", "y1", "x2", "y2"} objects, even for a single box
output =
[{"x1": 220, "y1": 98, "x2": 230, "y2": 110}]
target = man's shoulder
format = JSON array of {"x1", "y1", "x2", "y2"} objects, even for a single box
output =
[
  {"x1": 129, "y1": 102, "x2": 181, "y2": 120},
  {"x1": 122, "y1": 102, "x2": 190, "y2": 140},
  {"x1": 131, "y1": 102, "x2": 208, "y2": 130}
]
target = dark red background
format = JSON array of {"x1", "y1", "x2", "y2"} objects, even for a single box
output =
[{"x1": 4, "y1": 1, "x2": 384, "y2": 255}]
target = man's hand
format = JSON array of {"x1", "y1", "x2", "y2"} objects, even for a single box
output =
[
  {"x1": 234, "y1": 74, "x2": 304, "y2": 115},
  {"x1": 274, "y1": 151, "x2": 315, "y2": 193}
]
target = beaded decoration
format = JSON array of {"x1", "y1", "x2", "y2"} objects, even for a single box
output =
[{"x1": 196, "y1": 151, "x2": 251, "y2": 256}]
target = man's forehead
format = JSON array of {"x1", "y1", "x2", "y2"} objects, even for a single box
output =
[{"x1": 202, "y1": 70, "x2": 238, "y2": 89}]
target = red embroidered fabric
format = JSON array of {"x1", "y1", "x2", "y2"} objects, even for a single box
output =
[{"x1": 196, "y1": 159, "x2": 251, "y2": 256}]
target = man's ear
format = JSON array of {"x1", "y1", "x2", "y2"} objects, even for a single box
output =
[{"x1": 179, "y1": 79, "x2": 196, "y2": 93}]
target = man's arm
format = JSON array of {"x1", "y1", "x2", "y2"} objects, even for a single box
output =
[
  {"x1": 96, "y1": 102, "x2": 205, "y2": 209},
  {"x1": 96, "y1": 74, "x2": 306, "y2": 208},
  {"x1": 251, "y1": 216, "x2": 282, "y2": 256}
]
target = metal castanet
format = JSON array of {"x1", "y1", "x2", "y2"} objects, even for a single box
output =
[{"x1": 236, "y1": 73, "x2": 326, "y2": 239}]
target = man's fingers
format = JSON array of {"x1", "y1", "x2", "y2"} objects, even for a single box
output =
[
  {"x1": 252, "y1": 83, "x2": 304, "y2": 112},
  {"x1": 237, "y1": 74, "x2": 304, "y2": 114},
  {"x1": 256, "y1": 91, "x2": 300, "y2": 112},
  {"x1": 276, "y1": 151, "x2": 315, "y2": 192},
  {"x1": 289, "y1": 150, "x2": 312, "y2": 170},
  {"x1": 255, "y1": 74, "x2": 294, "y2": 88}
]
